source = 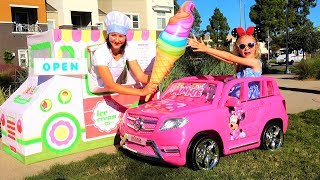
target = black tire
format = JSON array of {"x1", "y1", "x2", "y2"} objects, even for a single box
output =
[
  {"x1": 261, "y1": 122, "x2": 284, "y2": 150},
  {"x1": 187, "y1": 135, "x2": 220, "y2": 170},
  {"x1": 289, "y1": 60, "x2": 294, "y2": 65}
]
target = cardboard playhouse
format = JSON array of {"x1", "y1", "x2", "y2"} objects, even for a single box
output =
[{"x1": 0, "y1": 29, "x2": 156, "y2": 164}]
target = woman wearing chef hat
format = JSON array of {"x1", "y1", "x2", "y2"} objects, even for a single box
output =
[{"x1": 92, "y1": 11, "x2": 157, "y2": 96}]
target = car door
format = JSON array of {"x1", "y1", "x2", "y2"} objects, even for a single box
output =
[{"x1": 225, "y1": 79, "x2": 263, "y2": 150}]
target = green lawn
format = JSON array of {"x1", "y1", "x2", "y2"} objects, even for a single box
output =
[{"x1": 27, "y1": 109, "x2": 320, "y2": 179}]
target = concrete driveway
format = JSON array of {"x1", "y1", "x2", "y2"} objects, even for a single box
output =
[
  {"x1": 265, "y1": 74, "x2": 320, "y2": 114},
  {"x1": 0, "y1": 74, "x2": 319, "y2": 179}
]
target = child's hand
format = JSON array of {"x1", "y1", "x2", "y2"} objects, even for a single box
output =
[
  {"x1": 140, "y1": 82, "x2": 158, "y2": 96},
  {"x1": 187, "y1": 34, "x2": 207, "y2": 52}
]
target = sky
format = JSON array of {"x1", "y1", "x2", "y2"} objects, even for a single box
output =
[{"x1": 177, "y1": 0, "x2": 320, "y2": 31}]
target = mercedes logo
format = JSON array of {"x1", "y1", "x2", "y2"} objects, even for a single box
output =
[{"x1": 133, "y1": 117, "x2": 143, "y2": 131}]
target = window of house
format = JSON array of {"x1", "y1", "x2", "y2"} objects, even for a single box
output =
[
  {"x1": 11, "y1": 7, "x2": 38, "y2": 32},
  {"x1": 96, "y1": 22, "x2": 104, "y2": 30},
  {"x1": 157, "y1": 12, "x2": 166, "y2": 29},
  {"x1": 71, "y1": 11, "x2": 92, "y2": 29},
  {"x1": 126, "y1": 14, "x2": 139, "y2": 29},
  {"x1": 71, "y1": 15, "x2": 82, "y2": 28},
  {"x1": 18, "y1": 49, "x2": 29, "y2": 68},
  {"x1": 47, "y1": 19, "x2": 55, "y2": 30}
]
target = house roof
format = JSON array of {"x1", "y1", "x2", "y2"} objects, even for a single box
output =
[{"x1": 46, "y1": 2, "x2": 57, "y2": 12}]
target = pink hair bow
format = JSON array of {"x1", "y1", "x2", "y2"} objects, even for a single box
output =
[{"x1": 232, "y1": 26, "x2": 260, "y2": 38}]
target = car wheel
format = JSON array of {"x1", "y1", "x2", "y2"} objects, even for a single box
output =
[
  {"x1": 187, "y1": 135, "x2": 220, "y2": 170},
  {"x1": 289, "y1": 60, "x2": 294, "y2": 65},
  {"x1": 261, "y1": 122, "x2": 284, "y2": 150}
]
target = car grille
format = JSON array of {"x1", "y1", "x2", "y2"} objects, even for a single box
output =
[
  {"x1": 124, "y1": 141, "x2": 157, "y2": 157},
  {"x1": 126, "y1": 113, "x2": 158, "y2": 133}
]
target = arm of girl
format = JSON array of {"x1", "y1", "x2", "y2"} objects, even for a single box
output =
[
  {"x1": 97, "y1": 66, "x2": 156, "y2": 96},
  {"x1": 188, "y1": 35, "x2": 260, "y2": 70}
]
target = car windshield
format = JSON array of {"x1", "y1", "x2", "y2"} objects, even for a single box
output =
[
  {"x1": 279, "y1": 50, "x2": 286, "y2": 55},
  {"x1": 161, "y1": 82, "x2": 217, "y2": 104}
]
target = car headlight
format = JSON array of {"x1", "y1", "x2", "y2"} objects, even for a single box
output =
[{"x1": 160, "y1": 118, "x2": 188, "y2": 131}]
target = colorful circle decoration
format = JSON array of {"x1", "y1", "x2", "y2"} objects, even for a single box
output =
[
  {"x1": 17, "y1": 119, "x2": 22, "y2": 133},
  {"x1": 49, "y1": 120, "x2": 74, "y2": 146},
  {"x1": 58, "y1": 89, "x2": 72, "y2": 104},
  {"x1": 43, "y1": 113, "x2": 79, "y2": 152},
  {"x1": 40, "y1": 99, "x2": 52, "y2": 112}
]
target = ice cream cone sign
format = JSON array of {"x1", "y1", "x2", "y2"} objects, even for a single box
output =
[{"x1": 145, "y1": 1, "x2": 194, "y2": 101}]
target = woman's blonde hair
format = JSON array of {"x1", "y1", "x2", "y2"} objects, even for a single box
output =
[{"x1": 232, "y1": 35, "x2": 261, "y2": 59}]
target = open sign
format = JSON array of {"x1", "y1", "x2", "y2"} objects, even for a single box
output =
[{"x1": 34, "y1": 58, "x2": 88, "y2": 75}]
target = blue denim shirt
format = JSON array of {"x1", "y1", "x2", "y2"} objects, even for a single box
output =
[{"x1": 230, "y1": 65, "x2": 262, "y2": 99}]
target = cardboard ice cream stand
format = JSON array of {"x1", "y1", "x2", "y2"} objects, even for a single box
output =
[{"x1": 0, "y1": 29, "x2": 156, "y2": 164}]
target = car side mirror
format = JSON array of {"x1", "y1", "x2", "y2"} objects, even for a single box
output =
[{"x1": 225, "y1": 97, "x2": 241, "y2": 107}]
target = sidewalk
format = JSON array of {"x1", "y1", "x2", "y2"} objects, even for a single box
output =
[
  {"x1": 0, "y1": 74, "x2": 319, "y2": 179},
  {"x1": 265, "y1": 74, "x2": 320, "y2": 114}
]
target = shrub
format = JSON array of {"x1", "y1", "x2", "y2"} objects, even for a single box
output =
[
  {"x1": 0, "y1": 64, "x2": 23, "y2": 76},
  {"x1": 295, "y1": 55, "x2": 320, "y2": 80},
  {"x1": 268, "y1": 59, "x2": 276, "y2": 63},
  {"x1": 3, "y1": 50, "x2": 15, "y2": 64},
  {"x1": 0, "y1": 64, "x2": 28, "y2": 101},
  {"x1": 0, "y1": 88, "x2": 4, "y2": 104},
  {"x1": 11, "y1": 67, "x2": 28, "y2": 91},
  {"x1": 0, "y1": 71, "x2": 13, "y2": 88},
  {"x1": 0, "y1": 64, "x2": 24, "y2": 87}
]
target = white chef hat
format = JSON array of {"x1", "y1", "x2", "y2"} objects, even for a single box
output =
[{"x1": 104, "y1": 11, "x2": 131, "y2": 35}]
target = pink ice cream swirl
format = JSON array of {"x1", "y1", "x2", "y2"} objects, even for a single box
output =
[{"x1": 164, "y1": 1, "x2": 195, "y2": 37}]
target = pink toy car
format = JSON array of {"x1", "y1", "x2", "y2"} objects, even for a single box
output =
[{"x1": 119, "y1": 75, "x2": 288, "y2": 170}]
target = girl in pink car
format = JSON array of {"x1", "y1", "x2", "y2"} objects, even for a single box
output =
[{"x1": 187, "y1": 26, "x2": 262, "y2": 99}]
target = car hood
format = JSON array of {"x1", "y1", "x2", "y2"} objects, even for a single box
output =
[{"x1": 128, "y1": 99, "x2": 202, "y2": 115}]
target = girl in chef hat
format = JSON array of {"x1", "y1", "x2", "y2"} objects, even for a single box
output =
[{"x1": 92, "y1": 11, "x2": 157, "y2": 96}]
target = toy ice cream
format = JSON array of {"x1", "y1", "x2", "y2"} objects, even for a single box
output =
[{"x1": 145, "y1": 1, "x2": 194, "y2": 101}]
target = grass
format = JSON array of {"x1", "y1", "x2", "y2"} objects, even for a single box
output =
[{"x1": 26, "y1": 109, "x2": 320, "y2": 180}]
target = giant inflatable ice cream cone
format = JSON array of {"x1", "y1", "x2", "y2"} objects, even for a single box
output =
[{"x1": 146, "y1": 1, "x2": 194, "y2": 101}]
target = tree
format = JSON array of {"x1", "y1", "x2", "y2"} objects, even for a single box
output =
[
  {"x1": 289, "y1": 25, "x2": 320, "y2": 55},
  {"x1": 191, "y1": 7, "x2": 203, "y2": 37},
  {"x1": 249, "y1": 0, "x2": 317, "y2": 50},
  {"x1": 206, "y1": 8, "x2": 230, "y2": 48},
  {"x1": 250, "y1": 0, "x2": 287, "y2": 38},
  {"x1": 174, "y1": 0, "x2": 180, "y2": 14},
  {"x1": 289, "y1": 0, "x2": 317, "y2": 27}
]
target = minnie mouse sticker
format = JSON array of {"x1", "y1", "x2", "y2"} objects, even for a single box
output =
[{"x1": 229, "y1": 109, "x2": 246, "y2": 140}]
